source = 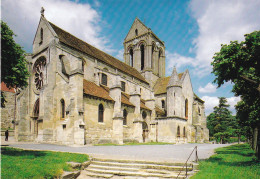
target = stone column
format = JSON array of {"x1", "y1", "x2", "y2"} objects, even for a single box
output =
[{"x1": 109, "y1": 75, "x2": 123, "y2": 144}]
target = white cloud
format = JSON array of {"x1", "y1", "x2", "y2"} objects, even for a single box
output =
[
  {"x1": 166, "y1": 0, "x2": 260, "y2": 76},
  {"x1": 202, "y1": 96, "x2": 241, "y2": 115},
  {"x1": 1, "y1": 0, "x2": 113, "y2": 53},
  {"x1": 198, "y1": 83, "x2": 217, "y2": 93},
  {"x1": 115, "y1": 49, "x2": 124, "y2": 61}
]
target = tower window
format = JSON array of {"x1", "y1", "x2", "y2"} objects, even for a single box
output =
[
  {"x1": 141, "y1": 44, "x2": 145, "y2": 70},
  {"x1": 185, "y1": 99, "x2": 188, "y2": 118},
  {"x1": 121, "y1": 81, "x2": 126, "y2": 92},
  {"x1": 130, "y1": 48, "x2": 134, "y2": 67},
  {"x1": 60, "y1": 99, "x2": 65, "y2": 119},
  {"x1": 101, "y1": 73, "x2": 107, "y2": 86},
  {"x1": 161, "y1": 100, "x2": 165, "y2": 108},
  {"x1": 135, "y1": 29, "x2": 138, "y2": 36},
  {"x1": 158, "y1": 50, "x2": 162, "y2": 74},
  {"x1": 151, "y1": 44, "x2": 155, "y2": 69},
  {"x1": 123, "y1": 109, "x2": 127, "y2": 125},
  {"x1": 177, "y1": 126, "x2": 180, "y2": 137},
  {"x1": 98, "y1": 104, "x2": 104, "y2": 123},
  {"x1": 40, "y1": 28, "x2": 43, "y2": 45}
]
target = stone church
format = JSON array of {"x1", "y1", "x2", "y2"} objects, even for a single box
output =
[{"x1": 15, "y1": 11, "x2": 209, "y2": 145}]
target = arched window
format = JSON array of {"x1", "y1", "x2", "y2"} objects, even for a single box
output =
[
  {"x1": 142, "y1": 111, "x2": 147, "y2": 119},
  {"x1": 177, "y1": 126, "x2": 180, "y2": 137},
  {"x1": 183, "y1": 127, "x2": 186, "y2": 137},
  {"x1": 82, "y1": 60, "x2": 85, "y2": 73},
  {"x1": 158, "y1": 50, "x2": 162, "y2": 74},
  {"x1": 135, "y1": 29, "x2": 138, "y2": 36},
  {"x1": 185, "y1": 99, "x2": 188, "y2": 118},
  {"x1": 60, "y1": 99, "x2": 65, "y2": 119},
  {"x1": 198, "y1": 107, "x2": 200, "y2": 114},
  {"x1": 161, "y1": 100, "x2": 165, "y2": 108},
  {"x1": 98, "y1": 104, "x2": 104, "y2": 123},
  {"x1": 101, "y1": 73, "x2": 107, "y2": 86},
  {"x1": 140, "y1": 44, "x2": 145, "y2": 71},
  {"x1": 33, "y1": 98, "x2": 40, "y2": 118},
  {"x1": 129, "y1": 48, "x2": 134, "y2": 67},
  {"x1": 40, "y1": 28, "x2": 43, "y2": 44},
  {"x1": 151, "y1": 44, "x2": 155, "y2": 69},
  {"x1": 123, "y1": 109, "x2": 127, "y2": 125}
]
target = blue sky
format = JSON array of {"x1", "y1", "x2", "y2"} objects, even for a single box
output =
[{"x1": 2, "y1": 0, "x2": 260, "y2": 115}]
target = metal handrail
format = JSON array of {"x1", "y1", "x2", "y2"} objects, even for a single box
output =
[{"x1": 176, "y1": 146, "x2": 198, "y2": 178}]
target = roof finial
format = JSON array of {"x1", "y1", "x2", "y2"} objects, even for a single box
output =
[{"x1": 41, "y1": 7, "x2": 45, "y2": 17}]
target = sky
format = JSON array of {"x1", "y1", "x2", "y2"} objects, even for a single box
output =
[{"x1": 2, "y1": 0, "x2": 260, "y2": 115}]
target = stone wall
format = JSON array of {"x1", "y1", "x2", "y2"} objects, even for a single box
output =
[{"x1": 1, "y1": 91, "x2": 15, "y2": 129}]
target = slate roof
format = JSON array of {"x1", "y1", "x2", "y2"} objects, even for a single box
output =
[
  {"x1": 49, "y1": 22, "x2": 148, "y2": 85},
  {"x1": 194, "y1": 93, "x2": 204, "y2": 103},
  {"x1": 0, "y1": 82, "x2": 15, "y2": 93},
  {"x1": 83, "y1": 79, "x2": 114, "y2": 101},
  {"x1": 140, "y1": 99, "x2": 151, "y2": 111},
  {"x1": 153, "y1": 73, "x2": 183, "y2": 95}
]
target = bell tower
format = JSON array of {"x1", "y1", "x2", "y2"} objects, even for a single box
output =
[{"x1": 123, "y1": 18, "x2": 165, "y2": 85}]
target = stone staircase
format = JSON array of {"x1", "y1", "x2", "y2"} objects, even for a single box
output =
[{"x1": 78, "y1": 158, "x2": 198, "y2": 178}]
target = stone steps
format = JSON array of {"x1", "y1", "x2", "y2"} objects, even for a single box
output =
[{"x1": 78, "y1": 158, "x2": 195, "y2": 178}]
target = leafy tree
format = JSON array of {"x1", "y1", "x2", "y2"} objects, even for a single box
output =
[
  {"x1": 211, "y1": 31, "x2": 260, "y2": 158},
  {"x1": 207, "y1": 97, "x2": 235, "y2": 143},
  {"x1": 1, "y1": 21, "x2": 29, "y2": 106}
]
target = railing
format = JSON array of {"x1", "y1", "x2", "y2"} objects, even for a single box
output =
[{"x1": 176, "y1": 146, "x2": 198, "y2": 178}]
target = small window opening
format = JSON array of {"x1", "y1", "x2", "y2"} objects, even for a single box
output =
[
  {"x1": 98, "y1": 104, "x2": 104, "y2": 123},
  {"x1": 142, "y1": 111, "x2": 147, "y2": 119},
  {"x1": 121, "y1": 81, "x2": 126, "y2": 92},
  {"x1": 135, "y1": 29, "x2": 138, "y2": 36},
  {"x1": 101, "y1": 73, "x2": 107, "y2": 86},
  {"x1": 63, "y1": 124, "x2": 66, "y2": 129},
  {"x1": 161, "y1": 100, "x2": 165, "y2": 109},
  {"x1": 185, "y1": 99, "x2": 188, "y2": 118},
  {"x1": 39, "y1": 28, "x2": 43, "y2": 45},
  {"x1": 183, "y1": 127, "x2": 186, "y2": 137},
  {"x1": 60, "y1": 99, "x2": 65, "y2": 119},
  {"x1": 177, "y1": 126, "x2": 180, "y2": 137}
]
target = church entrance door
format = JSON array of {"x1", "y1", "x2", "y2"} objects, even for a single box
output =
[{"x1": 142, "y1": 122, "x2": 148, "y2": 142}]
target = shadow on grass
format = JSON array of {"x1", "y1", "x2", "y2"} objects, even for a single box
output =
[
  {"x1": 1, "y1": 147, "x2": 46, "y2": 157},
  {"x1": 205, "y1": 144, "x2": 259, "y2": 167}
]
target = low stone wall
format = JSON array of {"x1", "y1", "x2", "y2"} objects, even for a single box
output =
[{"x1": 1, "y1": 130, "x2": 15, "y2": 136}]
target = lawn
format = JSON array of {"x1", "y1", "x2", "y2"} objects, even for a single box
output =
[
  {"x1": 1, "y1": 147, "x2": 89, "y2": 179},
  {"x1": 191, "y1": 144, "x2": 260, "y2": 179}
]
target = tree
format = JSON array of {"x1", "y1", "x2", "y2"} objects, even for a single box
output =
[
  {"x1": 207, "y1": 97, "x2": 235, "y2": 143},
  {"x1": 211, "y1": 31, "x2": 260, "y2": 158},
  {"x1": 1, "y1": 21, "x2": 29, "y2": 106}
]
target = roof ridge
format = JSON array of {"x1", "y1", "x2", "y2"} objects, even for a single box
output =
[{"x1": 48, "y1": 21, "x2": 148, "y2": 84}]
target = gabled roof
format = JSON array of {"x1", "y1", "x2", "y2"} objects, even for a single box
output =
[
  {"x1": 140, "y1": 99, "x2": 151, "y2": 111},
  {"x1": 153, "y1": 73, "x2": 183, "y2": 95},
  {"x1": 194, "y1": 93, "x2": 204, "y2": 103},
  {"x1": 49, "y1": 22, "x2": 148, "y2": 85},
  {"x1": 83, "y1": 79, "x2": 114, "y2": 101},
  {"x1": 155, "y1": 106, "x2": 165, "y2": 115},
  {"x1": 0, "y1": 82, "x2": 15, "y2": 93}
]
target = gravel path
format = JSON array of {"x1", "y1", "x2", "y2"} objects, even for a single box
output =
[{"x1": 7, "y1": 142, "x2": 231, "y2": 162}]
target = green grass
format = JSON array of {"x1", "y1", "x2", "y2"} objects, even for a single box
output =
[
  {"x1": 1, "y1": 147, "x2": 89, "y2": 179},
  {"x1": 94, "y1": 142, "x2": 173, "y2": 146},
  {"x1": 191, "y1": 144, "x2": 260, "y2": 179}
]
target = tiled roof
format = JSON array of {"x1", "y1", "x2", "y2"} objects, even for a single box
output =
[
  {"x1": 0, "y1": 82, "x2": 15, "y2": 93},
  {"x1": 153, "y1": 73, "x2": 183, "y2": 95},
  {"x1": 140, "y1": 99, "x2": 151, "y2": 111},
  {"x1": 155, "y1": 106, "x2": 165, "y2": 115},
  {"x1": 121, "y1": 92, "x2": 135, "y2": 107},
  {"x1": 83, "y1": 79, "x2": 114, "y2": 102},
  {"x1": 49, "y1": 22, "x2": 148, "y2": 85}
]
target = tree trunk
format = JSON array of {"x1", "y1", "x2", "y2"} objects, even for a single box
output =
[{"x1": 253, "y1": 127, "x2": 258, "y2": 152}]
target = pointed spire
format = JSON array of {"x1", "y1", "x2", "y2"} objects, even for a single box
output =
[{"x1": 167, "y1": 66, "x2": 181, "y2": 87}]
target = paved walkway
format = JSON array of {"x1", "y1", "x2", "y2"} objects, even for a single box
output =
[{"x1": 2, "y1": 138, "x2": 231, "y2": 162}]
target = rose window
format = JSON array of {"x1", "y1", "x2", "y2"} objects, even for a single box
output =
[{"x1": 33, "y1": 57, "x2": 46, "y2": 91}]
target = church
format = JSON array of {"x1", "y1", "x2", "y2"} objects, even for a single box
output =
[{"x1": 15, "y1": 10, "x2": 209, "y2": 145}]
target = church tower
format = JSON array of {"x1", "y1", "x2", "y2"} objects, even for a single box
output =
[{"x1": 123, "y1": 18, "x2": 165, "y2": 86}]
